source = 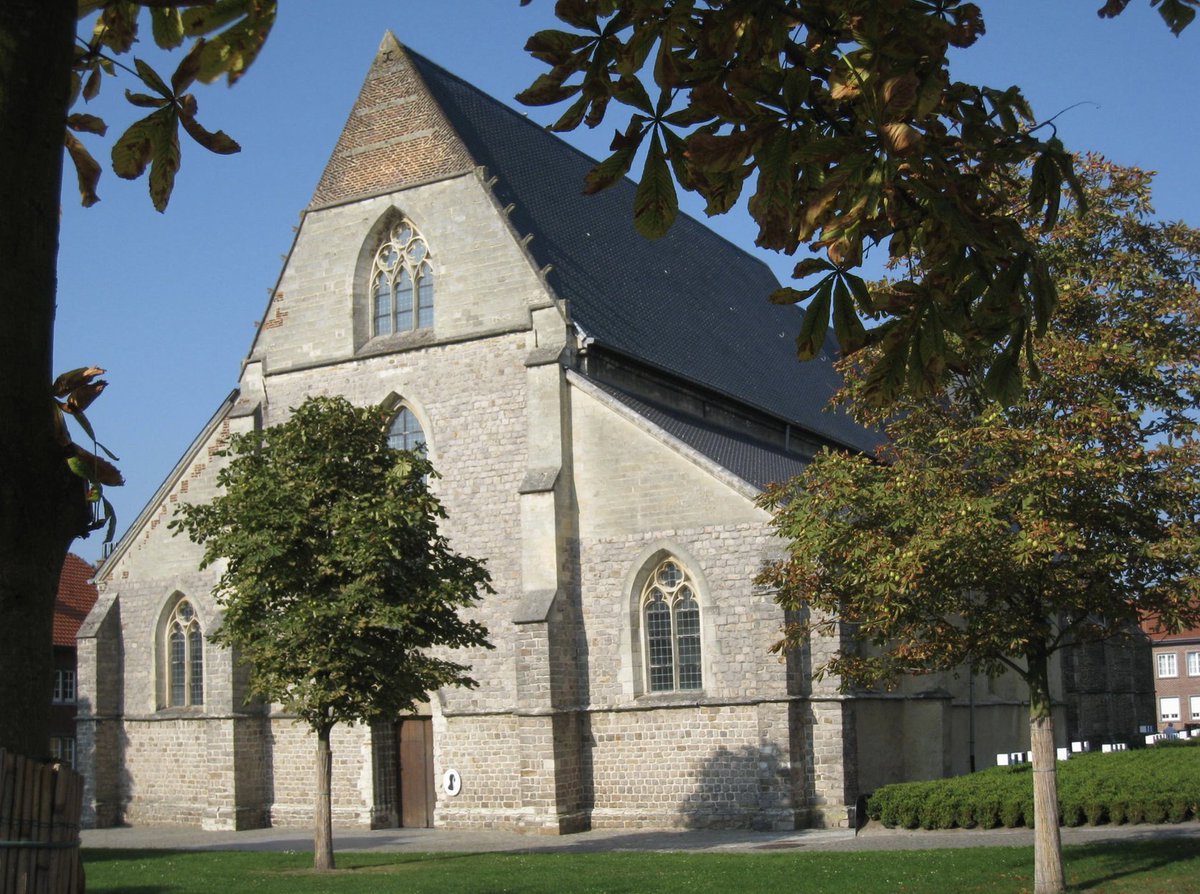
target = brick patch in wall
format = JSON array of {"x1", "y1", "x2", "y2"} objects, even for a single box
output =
[{"x1": 261, "y1": 303, "x2": 288, "y2": 331}]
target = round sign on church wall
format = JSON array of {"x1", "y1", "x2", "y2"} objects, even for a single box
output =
[{"x1": 442, "y1": 768, "x2": 462, "y2": 797}]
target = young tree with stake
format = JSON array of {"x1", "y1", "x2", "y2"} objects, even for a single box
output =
[{"x1": 172, "y1": 396, "x2": 493, "y2": 871}]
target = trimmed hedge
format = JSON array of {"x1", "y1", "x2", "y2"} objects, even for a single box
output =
[{"x1": 867, "y1": 739, "x2": 1200, "y2": 829}]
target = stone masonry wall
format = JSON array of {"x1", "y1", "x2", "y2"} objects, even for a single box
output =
[
  {"x1": 432, "y1": 713, "x2": 524, "y2": 828},
  {"x1": 265, "y1": 718, "x2": 375, "y2": 827},
  {"x1": 82, "y1": 163, "x2": 556, "y2": 830},
  {"x1": 563, "y1": 381, "x2": 832, "y2": 828},
  {"x1": 585, "y1": 702, "x2": 799, "y2": 830},
  {"x1": 259, "y1": 330, "x2": 530, "y2": 716},
  {"x1": 120, "y1": 718, "x2": 217, "y2": 826}
]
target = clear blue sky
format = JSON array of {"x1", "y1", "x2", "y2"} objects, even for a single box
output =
[{"x1": 57, "y1": 1, "x2": 1198, "y2": 562}]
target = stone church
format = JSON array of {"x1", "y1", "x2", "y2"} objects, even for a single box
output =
[{"x1": 76, "y1": 34, "x2": 1151, "y2": 834}]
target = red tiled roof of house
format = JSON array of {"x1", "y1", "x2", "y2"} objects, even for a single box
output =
[
  {"x1": 1141, "y1": 615, "x2": 1200, "y2": 642},
  {"x1": 54, "y1": 553, "x2": 98, "y2": 647}
]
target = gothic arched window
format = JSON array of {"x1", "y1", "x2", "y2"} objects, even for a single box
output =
[
  {"x1": 642, "y1": 557, "x2": 703, "y2": 693},
  {"x1": 166, "y1": 599, "x2": 204, "y2": 707},
  {"x1": 387, "y1": 407, "x2": 427, "y2": 455},
  {"x1": 371, "y1": 220, "x2": 434, "y2": 336}
]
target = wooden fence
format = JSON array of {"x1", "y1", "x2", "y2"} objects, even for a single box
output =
[{"x1": 0, "y1": 749, "x2": 83, "y2": 894}]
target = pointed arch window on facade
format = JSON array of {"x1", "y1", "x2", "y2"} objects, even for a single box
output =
[
  {"x1": 372, "y1": 221, "x2": 433, "y2": 336},
  {"x1": 642, "y1": 558, "x2": 703, "y2": 693},
  {"x1": 387, "y1": 407, "x2": 426, "y2": 455},
  {"x1": 167, "y1": 599, "x2": 204, "y2": 707}
]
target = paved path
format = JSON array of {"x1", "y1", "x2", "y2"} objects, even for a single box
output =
[{"x1": 81, "y1": 821, "x2": 1200, "y2": 854}]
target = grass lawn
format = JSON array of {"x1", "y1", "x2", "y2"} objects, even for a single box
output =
[{"x1": 82, "y1": 839, "x2": 1200, "y2": 893}]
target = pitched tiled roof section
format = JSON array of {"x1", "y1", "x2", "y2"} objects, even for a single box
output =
[
  {"x1": 404, "y1": 48, "x2": 879, "y2": 454},
  {"x1": 1141, "y1": 617, "x2": 1200, "y2": 643},
  {"x1": 588, "y1": 377, "x2": 811, "y2": 491},
  {"x1": 309, "y1": 33, "x2": 474, "y2": 208},
  {"x1": 54, "y1": 553, "x2": 98, "y2": 647}
]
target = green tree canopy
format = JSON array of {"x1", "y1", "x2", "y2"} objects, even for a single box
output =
[
  {"x1": 520, "y1": 0, "x2": 1196, "y2": 404},
  {"x1": 171, "y1": 396, "x2": 493, "y2": 869},
  {"x1": 758, "y1": 158, "x2": 1200, "y2": 894}
]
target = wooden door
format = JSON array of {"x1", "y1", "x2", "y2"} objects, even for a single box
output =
[{"x1": 398, "y1": 718, "x2": 434, "y2": 828}]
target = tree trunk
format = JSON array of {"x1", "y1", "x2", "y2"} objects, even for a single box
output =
[
  {"x1": 0, "y1": 0, "x2": 90, "y2": 760},
  {"x1": 1028, "y1": 651, "x2": 1065, "y2": 894},
  {"x1": 314, "y1": 723, "x2": 335, "y2": 871}
]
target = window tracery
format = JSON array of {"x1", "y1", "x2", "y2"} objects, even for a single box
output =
[
  {"x1": 371, "y1": 220, "x2": 433, "y2": 336},
  {"x1": 166, "y1": 599, "x2": 204, "y2": 707},
  {"x1": 641, "y1": 557, "x2": 702, "y2": 693}
]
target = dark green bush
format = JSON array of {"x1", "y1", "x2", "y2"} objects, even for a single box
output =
[
  {"x1": 999, "y1": 797, "x2": 1026, "y2": 828},
  {"x1": 926, "y1": 795, "x2": 963, "y2": 830},
  {"x1": 1060, "y1": 799, "x2": 1085, "y2": 827},
  {"x1": 977, "y1": 799, "x2": 1001, "y2": 829},
  {"x1": 1111, "y1": 800, "x2": 1131, "y2": 824},
  {"x1": 954, "y1": 801, "x2": 977, "y2": 829},
  {"x1": 865, "y1": 743, "x2": 1200, "y2": 830},
  {"x1": 1139, "y1": 799, "x2": 1168, "y2": 824}
]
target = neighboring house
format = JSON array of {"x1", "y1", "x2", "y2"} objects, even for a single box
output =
[
  {"x1": 76, "y1": 34, "x2": 1144, "y2": 834},
  {"x1": 1142, "y1": 619, "x2": 1200, "y2": 730},
  {"x1": 51, "y1": 553, "x2": 99, "y2": 769}
]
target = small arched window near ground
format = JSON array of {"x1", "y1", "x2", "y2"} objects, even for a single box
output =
[
  {"x1": 167, "y1": 599, "x2": 204, "y2": 707},
  {"x1": 371, "y1": 220, "x2": 434, "y2": 336},
  {"x1": 642, "y1": 558, "x2": 703, "y2": 693},
  {"x1": 387, "y1": 407, "x2": 426, "y2": 455}
]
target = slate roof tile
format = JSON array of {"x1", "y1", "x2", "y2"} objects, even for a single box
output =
[{"x1": 380, "y1": 41, "x2": 879, "y2": 456}]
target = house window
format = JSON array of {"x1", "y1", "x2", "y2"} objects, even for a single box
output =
[
  {"x1": 371, "y1": 220, "x2": 433, "y2": 336},
  {"x1": 1160, "y1": 697, "x2": 1181, "y2": 721},
  {"x1": 1191, "y1": 696, "x2": 1200, "y2": 721},
  {"x1": 1158, "y1": 652, "x2": 1178, "y2": 678},
  {"x1": 52, "y1": 669, "x2": 76, "y2": 704},
  {"x1": 1188, "y1": 651, "x2": 1200, "y2": 676},
  {"x1": 50, "y1": 737, "x2": 76, "y2": 769},
  {"x1": 642, "y1": 558, "x2": 702, "y2": 693},
  {"x1": 167, "y1": 599, "x2": 204, "y2": 707},
  {"x1": 387, "y1": 407, "x2": 426, "y2": 454}
]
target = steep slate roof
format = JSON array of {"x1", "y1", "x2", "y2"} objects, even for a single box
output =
[
  {"x1": 54, "y1": 553, "x2": 98, "y2": 648},
  {"x1": 316, "y1": 35, "x2": 877, "y2": 456}
]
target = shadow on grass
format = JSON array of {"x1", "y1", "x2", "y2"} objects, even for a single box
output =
[
  {"x1": 83, "y1": 847, "x2": 493, "y2": 872},
  {"x1": 297, "y1": 852, "x2": 499, "y2": 871},
  {"x1": 82, "y1": 848, "x2": 188, "y2": 863},
  {"x1": 1067, "y1": 839, "x2": 1200, "y2": 891}
]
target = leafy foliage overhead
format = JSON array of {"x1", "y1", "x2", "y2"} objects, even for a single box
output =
[
  {"x1": 69, "y1": 1, "x2": 277, "y2": 211},
  {"x1": 170, "y1": 396, "x2": 493, "y2": 731},
  {"x1": 52, "y1": 366, "x2": 123, "y2": 545},
  {"x1": 520, "y1": 1, "x2": 1195, "y2": 404},
  {"x1": 759, "y1": 158, "x2": 1200, "y2": 692},
  {"x1": 757, "y1": 158, "x2": 1200, "y2": 890}
]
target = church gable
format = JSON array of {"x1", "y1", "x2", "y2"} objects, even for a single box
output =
[
  {"x1": 309, "y1": 32, "x2": 474, "y2": 209},
  {"x1": 249, "y1": 173, "x2": 556, "y2": 372}
]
